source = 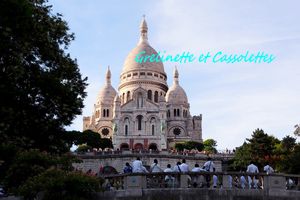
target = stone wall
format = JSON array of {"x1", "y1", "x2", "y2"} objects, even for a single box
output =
[
  {"x1": 73, "y1": 153, "x2": 224, "y2": 174},
  {"x1": 97, "y1": 189, "x2": 300, "y2": 200}
]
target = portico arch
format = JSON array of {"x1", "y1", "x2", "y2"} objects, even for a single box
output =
[
  {"x1": 148, "y1": 143, "x2": 158, "y2": 151},
  {"x1": 120, "y1": 143, "x2": 129, "y2": 150},
  {"x1": 134, "y1": 143, "x2": 144, "y2": 150}
]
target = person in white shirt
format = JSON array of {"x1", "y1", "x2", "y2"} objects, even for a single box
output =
[
  {"x1": 150, "y1": 159, "x2": 162, "y2": 173},
  {"x1": 203, "y1": 157, "x2": 215, "y2": 188},
  {"x1": 191, "y1": 164, "x2": 205, "y2": 188},
  {"x1": 173, "y1": 161, "x2": 182, "y2": 172},
  {"x1": 263, "y1": 164, "x2": 274, "y2": 174},
  {"x1": 203, "y1": 157, "x2": 215, "y2": 172},
  {"x1": 179, "y1": 159, "x2": 189, "y2": 172},
  {"x1": 247, "y1": 162, "x2": 259, "y2": 189},
  {"x1": 164, "y1": 164, "x2": 175, "y2": 187},
  {"x1": 132, "y1": 157, "x2": 148, "y2": 173},
  {"x1": 247, "y1": 163, "x2": 259, "y2": 173},
  {"x1": 192, "y1": 163, "x2": 203, "y2": 172}
]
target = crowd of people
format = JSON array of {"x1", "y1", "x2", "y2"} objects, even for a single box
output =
[
  {"x1": 123, "y1": 157, "x2": 218, "y2": 188},
  {"x1": 122, "y1": 157, "x2": 281, "y2": 189}
]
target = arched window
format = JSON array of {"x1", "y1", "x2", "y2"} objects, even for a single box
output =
[
  {"x1": 127, "y1": 91, "x2": 130, "y2": 102},
  {"x1": 125, "y1": 125, "x2": 128, "y2": 136},
  {"x1": 167, "y1": 110, "x2": 170, "y2": 118},
  {"x1": 137, "y1": 93, "x2": 143, "y2": 108},
  {"x1": 154, "y1": 91, "x2": 158, "y2": 103},
  {"x1": 103, "y1": 109, "x2": 106, "y2": 117},
  {"x1": 147, "y1": 90, "x2": 152, "y2": 100},
  {"x1": 174, "y1": 109, "x2": 176, "y2": 117},
  {"x1": 152, "y1": 124, "x2": 155, "y2": 135},
  {"x1": 106, "y1": 109, "x2": 109, "y2": 117},
  {"x1": 137, "y1": 115, "x2": 143, "y2": 130},
  {"x1": 122, "y1": 93, "x2": 125, "y2": 103},
  {"x1": 177, "y1": 109, "x2": 180, "y2": 117}
]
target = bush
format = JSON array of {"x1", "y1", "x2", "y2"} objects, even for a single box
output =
[
  {"x1": 175, "y1": 141, "x2": 204, "y2": 151},
  {"x1": 19, "y1": 169, "x2": 103, "y2": 200},
  {"x1": 75, "y1": 144, "x2": 92, "y2": 153}
]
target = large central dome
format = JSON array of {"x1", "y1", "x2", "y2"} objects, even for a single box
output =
[
  {"x1": 122, "y1": 42, "x2": 165, "y2": 74},
  {"x1": 119, "y1": 17, "x2": 168, "y2": 92}
]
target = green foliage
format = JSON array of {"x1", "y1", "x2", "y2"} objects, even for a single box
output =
[
  {"x1": 281, "y1": 135, "x2": 296, "y2": 153},
  {"x1": 0, "y1": 0, "x2": 87, "y2": 153},
  {"x1": 73, "y1": 130, "x2": 113, "y2": 150},
  {"x1": 18, "y1": 169, "x2": 103, "y2": 200},
  {"x1": 76, "y1": 144, "x2": 92, "y2": 153},
  {"x1": 231, "y1": 142, "x2": 252, "y2": 171},
  {"x1": 230, "y1": 128, "x2": 300, "y2": 174},
  {"x1": 246, "y1": 129, "x2": 279, "y2": 167},
  {"x1": 99, "y1": 138, "x2": 114, "y2": 149},
  {"x1": 276, "y1": 136, "x2": 299, "y2": 174},
  {"x1": 174, "y1": 141, "x2": 204, "y2": 151},
  {"x1": 203, "y1": 139, "x2": 217, "y2": 154},
  {"x1": 174, "y1": 143, "x2": 185, "y2": 151},
  {"x1": 0, "y1": 144, "x2": 20, "y2": 179},
  {"x1": 4, "y1": 149, "x2": 80, "y2": 190},
  {"x1": 4, "y1": 149, "x2": 57, "y2": 190}
]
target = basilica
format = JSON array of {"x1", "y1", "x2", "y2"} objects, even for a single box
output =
[{"x1": 83, "y1": 18, "x2": 202, "y2": 151}]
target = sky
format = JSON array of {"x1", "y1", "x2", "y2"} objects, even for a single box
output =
[{"x1": 50, "y1": 0, "x2": 300, "y2": 150}]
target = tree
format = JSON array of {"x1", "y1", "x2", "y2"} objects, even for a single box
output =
[
  {"x1": 174, "y1": 141, "x2": 204, "y2": 151},
  {"x1": 281, "y1": 135, "x2": 296, "y2": 153},
  {"x1": 4, "y1": 149, "x2": 80, "y2": 190},
  {"x1": 0, "y1": 0, "x2": 87, "y2": 153},
  {"x1": 74, "y1": 130, "x2": 113, "y2": 150},
  {"x1": 231, "y1": 142, "x2": 252, "y2": 171},
  {"x1": 230, "y1": 129, "x2": 280, "y2": 170},
  {"x1": 203, "y1": 139, "x2": 217, "y2": 154},
  {"x1": 18, "y1": 168, "x2": 103, "y2": 200},
  {"x1": 246, "y1": 129, "x2": 279, "y2": 167}
]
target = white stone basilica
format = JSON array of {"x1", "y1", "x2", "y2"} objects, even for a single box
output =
[{"x1": 83, "y1": 18, "x2": 202, "y2": 150}]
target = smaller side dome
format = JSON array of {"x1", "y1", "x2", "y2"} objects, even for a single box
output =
[
  {"x1": 166, "y1": 67, "x2": 188, "y2": 105},
  {"x1": 96, "y1": 66, "x2": 117, "y2": 105}
]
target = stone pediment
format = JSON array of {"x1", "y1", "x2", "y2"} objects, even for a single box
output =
[{"x1": 121, "y1": 97, "x2": 159, "y2": 111}]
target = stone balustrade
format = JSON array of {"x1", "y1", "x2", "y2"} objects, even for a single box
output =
[{"x1": 99, "y1": 172, "x2": 300, "y2": 200}]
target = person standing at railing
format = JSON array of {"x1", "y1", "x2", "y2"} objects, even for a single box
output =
[
  {"x1": 132, "y1": 157, "x2": 148, "y2": 173},
  {"x1": 123, "y1": 162, "x2": 133, "y2": 173},
  {"x1": 179, "y1": 159, "x2": 189, "y2": 172},
  {"x1": 246, "y1": 161, "x2": 259, "y2": 189},
  {"x1": 263, "y1": 163, "x2": 274, "y2": 174},
  {"x1": 203, "y1": 157, "x2": 216, "y2": 188},
  {"x1": 150, "y1": 159, "x2": 163, "y2": 172},
  {"x1": 173, "y1": 161, "x2": 182, "y2": 172},
  {"x1": 191, "y1": 164, "x2": 205, "y2": 188},
  {"x1": 164, "y1": 164, "x2": 175, "y2": 187}
]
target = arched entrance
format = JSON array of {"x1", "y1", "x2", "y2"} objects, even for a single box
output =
[
  {"x1": 134, "y1": 143, "x2": 144, "y2": 150},
  {"x1": 120, "y1": 143, "x2": 129, "y2": 150},
  {"x1": 148, "y1": 143, "x2": 158, "y2": 151}
]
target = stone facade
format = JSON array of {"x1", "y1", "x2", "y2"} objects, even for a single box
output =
[{"x1": 83, "y1": 18, "x2": 202, "y2": 150}]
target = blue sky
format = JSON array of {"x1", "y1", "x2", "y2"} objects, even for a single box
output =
[{"x1": 50, "y1": 0, "x2": 300, "y2": 149}]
